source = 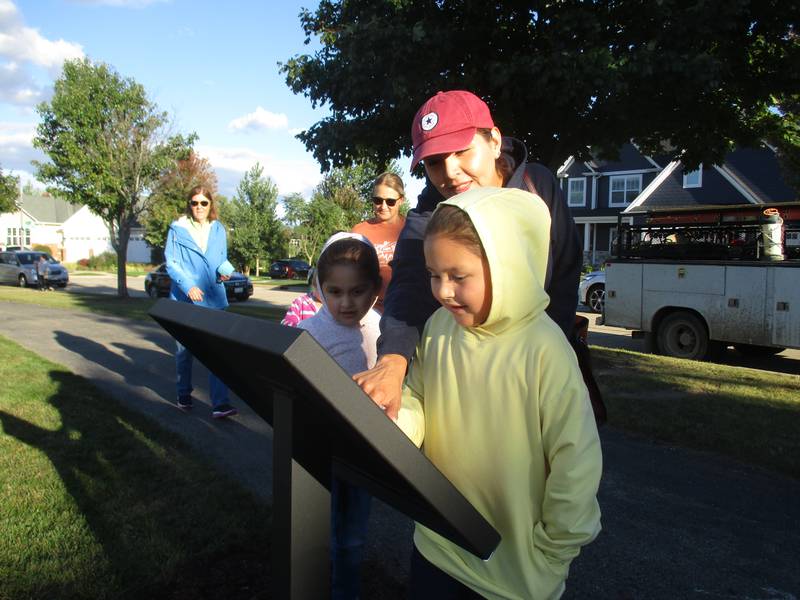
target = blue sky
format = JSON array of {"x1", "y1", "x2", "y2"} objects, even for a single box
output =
[{"x1": 0, "y1": 0, "x2": 424, "y2": 203}]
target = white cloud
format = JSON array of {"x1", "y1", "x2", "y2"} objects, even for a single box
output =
[
  {"x1": 197, "y1": 144, "x2": 322, "y2": 198},
  {"x1": 0, "y1": 1, "x2": 83, "y2": 70},
  {"x1": 0, "y1": 1, "x2": 84, "y2": 107},
  {"x1": 228, "y1": 106, "x2": 290, "y2": 133},
  {"x1": 0, "y1": 120, "x2": 44, "y2": 174}
]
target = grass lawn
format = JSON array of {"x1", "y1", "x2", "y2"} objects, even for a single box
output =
[
  {"x1": 0, "y1": 335, "x2": 272, "y2": 600},
  {"x1": 592, "y1": 347, "x2": 800, "y2": 478},
  {"x1": 0, "y1": 285, "x2": 285, "y2": 323}
]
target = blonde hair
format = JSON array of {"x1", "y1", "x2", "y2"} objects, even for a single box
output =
[{"x1": 372, "y1": 172, "x2": 405, "y2": 198}]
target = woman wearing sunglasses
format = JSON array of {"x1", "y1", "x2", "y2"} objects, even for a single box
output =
[
  {"x1": 351, "y1": 172, "x2": 406, "y2": 312},
  {"x1": 164, "y1": 186, "x2": 238, "y2": 419}
]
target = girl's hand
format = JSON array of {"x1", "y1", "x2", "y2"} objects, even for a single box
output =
[
  {"x1": 353, "y1": 354, "x2": 407, "y2": 420},
  {"x1": 188, "y1": 286, "x2": 204, "y2": 302},
  {"x1": 219, "y1": 275, "x2": 231, "y2": 281}
]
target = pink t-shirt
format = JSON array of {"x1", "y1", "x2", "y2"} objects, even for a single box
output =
[{"x1": 351, "y1": 218, "x2": 405, "y2": 312}]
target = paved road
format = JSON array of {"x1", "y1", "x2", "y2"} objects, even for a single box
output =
[{"x1": 3, "y1": 279, "x2": 799, "y2": 598}]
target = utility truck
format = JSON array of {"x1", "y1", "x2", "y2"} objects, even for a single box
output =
[{"x1": 601, "y1": 202, "x2": 800, "y2": 360}]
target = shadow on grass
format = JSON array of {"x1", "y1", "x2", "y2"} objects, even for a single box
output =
[{"x1": 0, "y1": 369, "x2": 272, "y2": 600}]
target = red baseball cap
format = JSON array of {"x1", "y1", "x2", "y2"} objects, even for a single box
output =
[{"x1": 410, "y1": 90, "x2": 495, "y2": 171}]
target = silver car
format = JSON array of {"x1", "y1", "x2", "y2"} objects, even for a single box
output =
[
  {"x1": 0, "y1": 251, "x2": 69, "y2": 288},
  {"x1": 578, "y1": 270, "x2": 605, "y2": 313}
]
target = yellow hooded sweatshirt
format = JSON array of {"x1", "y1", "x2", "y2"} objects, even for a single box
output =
[{"x1": 397, "y1": 187, "x2": 602, "y2": 600}]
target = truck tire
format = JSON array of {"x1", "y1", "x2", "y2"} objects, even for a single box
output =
[
  {"x1": 734, "y1": 343, "x2": 785, "y2": 357},
  {"x1": 657, "y1": 311, "x2": 714, "y2": 360}
]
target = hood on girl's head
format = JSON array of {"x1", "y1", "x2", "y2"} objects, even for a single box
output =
[
  {"x1": 435, "y1": 187, "x2": 551, "y2": 333},
  {"x1": 313, "y1": 232, "x2": 380, "y2": 309}
]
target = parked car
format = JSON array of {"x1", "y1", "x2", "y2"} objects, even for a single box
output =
[
  {"x1": 269, "y1": 259, "x2": 311, "y2": 280},
  {"x1": 0, "y1": 250, "x2": 69, "y2": 288},
  {"x1": 144, "y1": 263, "x2": 253, "y2": 302},
  {"x1": 578, "y1": 270, "x2": 605, "y2": 313}
]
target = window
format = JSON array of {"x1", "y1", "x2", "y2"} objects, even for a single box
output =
[
  {"x1": 567, "y1": 177, "x2": 586, "y2": 207},
  {"x1": 609, "y1": 175, "x2": 642, "y2": 207},
  {"x1": 683, "y1": 165, "x2": 703, "y2": 188}
]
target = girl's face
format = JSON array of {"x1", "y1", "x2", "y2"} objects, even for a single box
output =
[
  {"x1": 190, "y1": 193, "x2": 211, "y2": 224},
  {"x1": 422, "y1": 129, "x2": 504, "y2": 198},
  {"x1": 371, "y1": 183, "x2": 404, "y2": 224},
  {"x1": 320, "y1": 264, "x2": 377, "y2": 327},
  {"x1": 424, "y1": 234, "x2": 492, "y2": 328}
]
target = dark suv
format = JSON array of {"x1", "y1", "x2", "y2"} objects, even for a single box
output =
[
  {"x1": 269, "y1": 259, "x2": 311, "y2": 280},
  {"x1": 144, "y1": 263, "x2": 253, "y2": 302}
]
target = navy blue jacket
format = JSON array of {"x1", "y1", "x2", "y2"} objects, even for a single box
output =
[{"x1": 379, "y1": 137, "x2": 582, "y2": 361}]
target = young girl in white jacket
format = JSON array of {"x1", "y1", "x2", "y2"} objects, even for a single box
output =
[{"x1": 397, "y1": 187, "x2": 603, "y2": 600}]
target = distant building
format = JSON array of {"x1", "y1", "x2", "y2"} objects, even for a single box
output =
[
  {"x1": 0, "y1": 193, "x2": 150, "y2": 262},
  {"x1": 558, "y1": 143, "x2": 797, "y2": 265}
]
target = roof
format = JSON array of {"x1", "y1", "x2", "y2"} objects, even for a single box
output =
[{"x1": 18, "y1": 194, "x2": 82, "y2": 224}]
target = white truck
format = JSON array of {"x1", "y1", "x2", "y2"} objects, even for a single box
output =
[{"x1": 601, "y1": 203, "x2": 800, "y2": 360}]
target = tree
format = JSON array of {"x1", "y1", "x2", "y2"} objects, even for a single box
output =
[
  {"x1": 315, "y1": 159, "x2": 400, "y2": 225},
  {"x1": 771, "y1": 95, "x2": 800, "y2": 196},
  {"x1": 143, "y1": 152, "x2": 219, "y2": 258},
  {"x1": 282, "y1": 191, "x2": 348, "y2": 264},
  {"x1": 221, "y1": 163, "x2": 285, "y2": 274},
  {"x1": 282, "y1": 1, "x2": 800, "y2": 172},
  {"x1": 33, "y1": 58, "x2": 194, "y2": 297},
  {"x1": 0, "y1": 166, "x2": 19, "y2": 214}
]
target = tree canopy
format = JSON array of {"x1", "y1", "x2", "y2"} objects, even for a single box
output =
[
  {"x1": 143, "y1": 151, "x2": 219, "y2": 257},
  {"x1": 0, "y1": 166, "x2": 19, "y2": 214},
  {"x1": 220, "y1": 163, "x2": 285, "y2": 274},
  {"x1": 33, "y1": 58, "x2": 194, "y2": 296},
  {"x1": 282, "y1": 0, "x2": 800, "y2": 171}
]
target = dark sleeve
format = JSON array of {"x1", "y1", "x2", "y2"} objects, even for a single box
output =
[
  {"x1": 378, "y1": 198, "x2": 441, "y2": 361},
  {"x1": 526, "y1": 164, "x2": 583, "y2": 339}
]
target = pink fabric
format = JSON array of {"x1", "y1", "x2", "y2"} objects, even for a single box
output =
[{"x1": 281, "y1": 293, "x2": 320, "y2": 327}]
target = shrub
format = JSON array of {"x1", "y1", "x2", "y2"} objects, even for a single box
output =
[
  {"x1": 32, "y1": 244, "x2": 51, "y2": 253},
  {"x1": 87, "y1": 251, "x2": 117, "y2": 271}
]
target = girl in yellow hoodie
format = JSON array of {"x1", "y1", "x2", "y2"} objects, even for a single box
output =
[{"x1": 396, "y1": 187, "x2": 602, "y2": 599}]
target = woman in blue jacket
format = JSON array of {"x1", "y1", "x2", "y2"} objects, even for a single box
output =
[{"x1": 165, "y1": 186, "x2": 238, "y2": 419}]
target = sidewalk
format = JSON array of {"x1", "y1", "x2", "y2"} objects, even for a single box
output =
[{"x1": 1, "y1": 301, "x2": 799, "y2": 598}]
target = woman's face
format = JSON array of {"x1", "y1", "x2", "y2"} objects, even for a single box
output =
[
  {"x1": 190, "y1": 193, "x2": 211, "y2": 224},
  {"x1": 422, "y1": 128, "x2": 504, "y2": 198},
  {"x1": 371, "y1": 183, "x2": 404, "y2": 224}
]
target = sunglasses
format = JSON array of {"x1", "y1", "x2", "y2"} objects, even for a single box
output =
[
  {"x1": 371, "y1": 196, "x2": 400, "y2": 207},
  {"x1": 190, "y1": 200, "x2": 210, "y2": 207}
]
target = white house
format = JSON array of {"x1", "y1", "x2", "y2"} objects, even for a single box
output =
[{"x1": 1, "y1": 193, "x2": 150, "y2": 263}]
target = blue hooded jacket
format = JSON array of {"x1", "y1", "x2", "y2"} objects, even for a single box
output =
[{"x1": 165, "y1": 217, "x2": 229, "y2": 310}]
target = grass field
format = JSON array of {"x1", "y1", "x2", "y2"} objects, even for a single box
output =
[
  {"x1": 592, "y1": 347, "x2": 800, "y2": 478},
  {"x1": 0, "y1": 336, "x2": 272, "y2": 600}
]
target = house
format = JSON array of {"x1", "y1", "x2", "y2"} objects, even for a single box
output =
[
  {"x1": 557, "y1": 143, "x2": 797, "y2": 265},
  {"x1": 0, "y1": 193, "x2": 151, "y2": 263}
]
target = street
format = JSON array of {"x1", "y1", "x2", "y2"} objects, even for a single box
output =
[{"x1": 65, "y1": 273, "x2": 800, "y2": 376}]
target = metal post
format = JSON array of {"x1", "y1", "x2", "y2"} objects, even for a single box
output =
[{"x1": 273, "y1": 391, "x2": 331, "y2": 599}]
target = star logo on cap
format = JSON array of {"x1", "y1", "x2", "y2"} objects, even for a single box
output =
[{"x1": 421, "y1": 112, "x2": 438, "y2": 131}]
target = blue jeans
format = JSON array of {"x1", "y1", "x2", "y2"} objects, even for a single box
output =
[
  {"x1": 175, "y1": 339, "x2": 228, "y2": 407},
  {"x1": 331, "y1": 477, "x2": 372, "y2": 600}
]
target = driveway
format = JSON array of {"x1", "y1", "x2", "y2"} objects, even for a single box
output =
[{"x1": 5, "y1": 280, "x2": 798, "y2": 598}]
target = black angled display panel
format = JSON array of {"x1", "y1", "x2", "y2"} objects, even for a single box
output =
[{"x1": 150, "y1": 299, "x2": 500, "y2": 559}]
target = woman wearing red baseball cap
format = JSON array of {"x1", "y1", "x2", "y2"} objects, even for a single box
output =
[{"x1": 354, "y1": 90, "x2": 583, "y2": 421}]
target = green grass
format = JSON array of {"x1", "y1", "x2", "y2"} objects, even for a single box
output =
[
  {"x1": 0, "y1": 335, "x2": 272, "y2": 600},
  {"x1": 593, "y1": 347, "x2": 800, "y2": 477},
  {"x1": 0, "y1": 285, "x2": 285, "y2": 322}
]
